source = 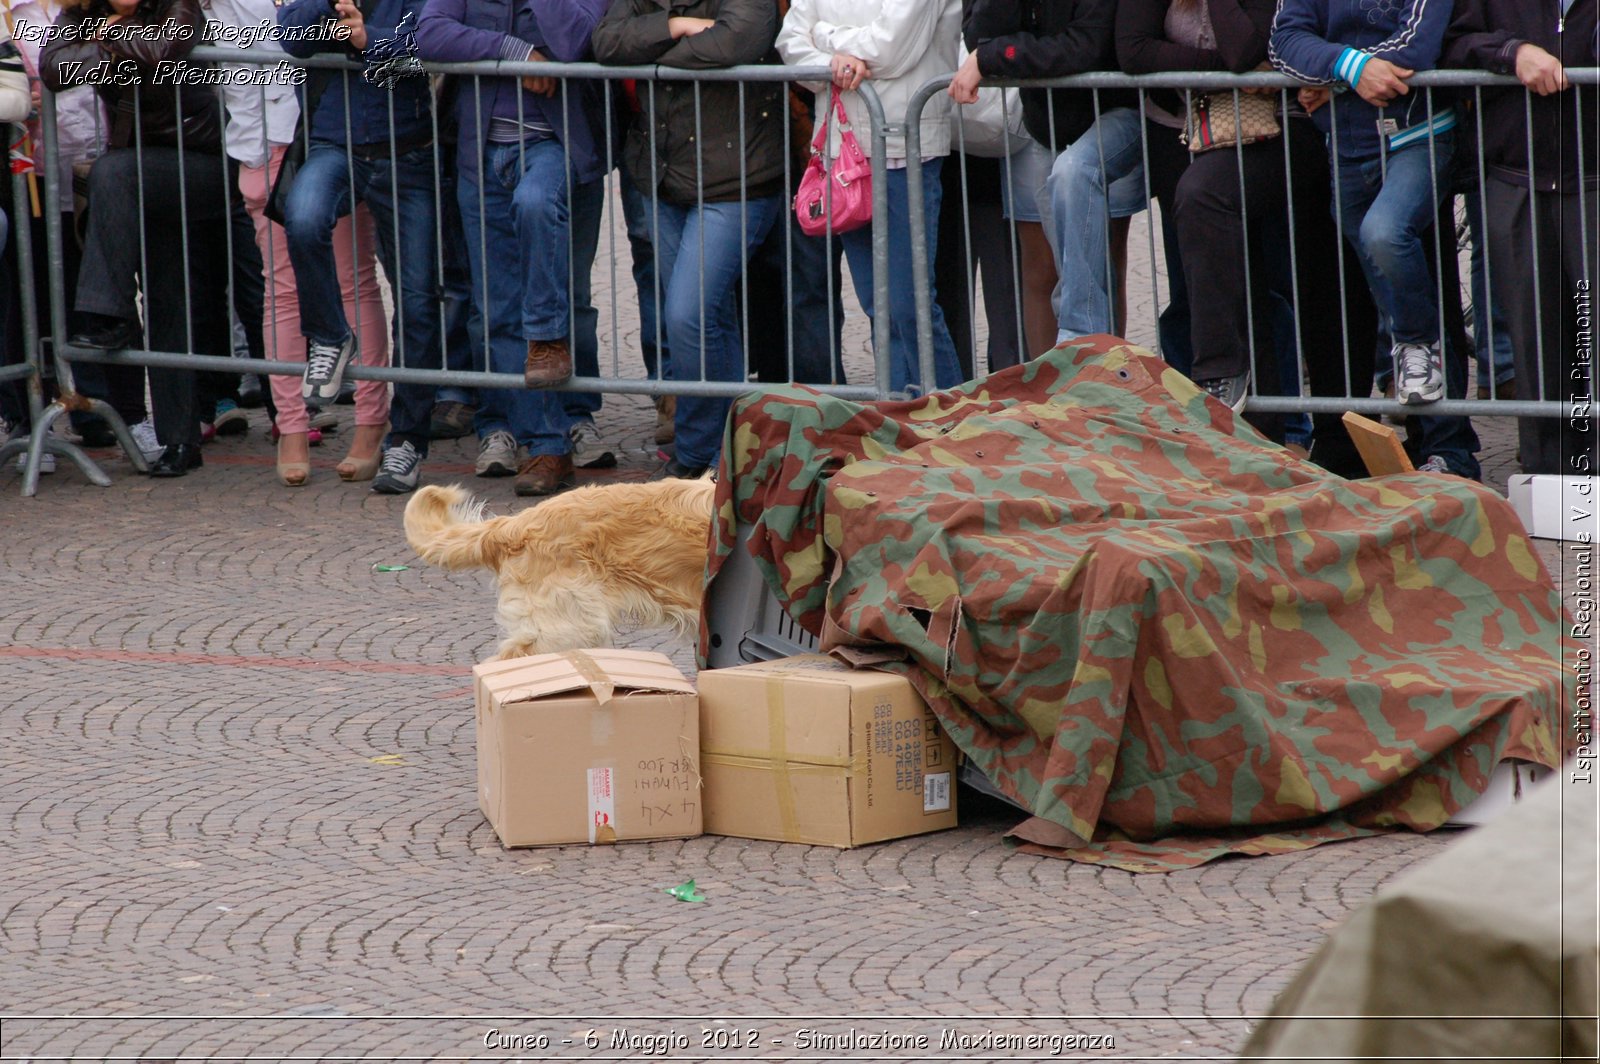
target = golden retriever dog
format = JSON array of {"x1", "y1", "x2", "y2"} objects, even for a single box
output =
[{"x1": 404, "y1": 478, "x2": 716, "y2": 660}]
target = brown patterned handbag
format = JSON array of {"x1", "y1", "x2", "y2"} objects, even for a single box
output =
[{"x1": 1183, "y1": 90, "x2": 1282, "y2": 153}]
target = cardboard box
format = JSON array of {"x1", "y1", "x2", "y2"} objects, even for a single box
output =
[
  {"x1": 473, "y1": 650, "x2": 701, "y2": 848},
  {"x1": 696, "y1": 654, "x2": 958, "y2": 847},
  {"x1": 1446, "y1": 760, "x2": 1552, "y2": 828},
  {"x1": 1507, "y1": 475, "x2": 1599, "y2": 542}
]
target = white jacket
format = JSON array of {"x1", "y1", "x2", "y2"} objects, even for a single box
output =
[
  {"x1": 776, "y1": 0, "x2": 959, "y2": 162},
  {"x1": 1, "y1": 27, "x2": 28, "y2": 122},
  {"x1": 205, "y1": 0, "x2": 299, "y2": 168},
  {"x1": 1, "y1": 0, "x2": 105, "y2": 206}
]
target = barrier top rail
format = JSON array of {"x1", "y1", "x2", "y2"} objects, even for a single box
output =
[
  {"x1": 902, "y1": 64, "x2": 1598, "y2": 410},
  {"x1": 188, "y1": 46, "x2": 835, "y2": 82},
  {"x1": 32, "y1": 54, "x2": 896, "y2": 403}
]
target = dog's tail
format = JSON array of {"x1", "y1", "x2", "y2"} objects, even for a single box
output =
[{"x1": 404, "y1": 484, "x2": 498, "y2": 570}]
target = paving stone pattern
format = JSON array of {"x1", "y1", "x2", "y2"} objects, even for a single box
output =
[{"x1": 0, "y1": 234, "x2": 1577, "y2": 1060}]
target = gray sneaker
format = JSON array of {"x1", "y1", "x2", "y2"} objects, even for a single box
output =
[
  {"x1": 371, "y1": 440, "x2": 423, "y2": 495},
  {"x1": 475, "y1": 430, "x2": 519, "y2": 477},
  {"x1": 306, "y1": 405, "x2": 339, "y2": 432},
  {"x1": 568, "y1": 417, "x2": 616, "y2": 469},
  {"x1": 1395, "y1": 341, "x2": 1444, "y2": 405},
  {"x1": 302, "y1": 334, "x2": 358, "y2": 404},
  {"x1": 1198, "y1": 368, "x2": 1251, "y2": 412}
]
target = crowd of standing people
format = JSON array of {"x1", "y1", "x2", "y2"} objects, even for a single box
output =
[{"x1": 1, "y1": 0, "x2": 1595, "y2": 494}]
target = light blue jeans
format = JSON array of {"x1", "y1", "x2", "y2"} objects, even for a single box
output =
[{"x1": 1046, "y1": 107, "x2": 1149, "y2": 341}]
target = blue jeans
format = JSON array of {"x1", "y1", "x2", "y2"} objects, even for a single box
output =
[
  {"x1": 749, "y1": 211, "x2": 848, "y2": 385},
  {"x1": 840, "y1": 159, "x2": 963, "y2": 395},
  {"x1": 459, "y1": 136, "x2": 604, "y2": 457},
  {"x1": 619, "y1": 172, "x2": 666, "y2": 380},
  {"x1": 1047, "y1": 107, "x2": 1148, "y2": 340},
  {"x1": 1334, "y1": 134, "x2": 1479, "y2": 478},
  {"x1": 437, "y1": 153, "x2": 482, "y2": 407},
  {"x1": 283, "y1": 141, "x2": 442, "y2": 452},
  {"x1": 1463, "y1": 188, "x2": 1515, "y2": 390},
  {"x1": 653, "y1": 194, "x2": 782, "y2": 469},
  {"x1": 1334, "y1": 134, "x2": 1455, "y2": 347}
]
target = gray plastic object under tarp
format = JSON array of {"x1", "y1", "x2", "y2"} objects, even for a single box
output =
[
  {"x1": 703, "y1": 521, "x2": 1019, "y2": 808},
  {"x1": 1241, "y1": 769, "x2": 1598, "y2": 1061}
]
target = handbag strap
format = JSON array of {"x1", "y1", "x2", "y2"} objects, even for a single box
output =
[
  {"x1": 810, "y1": 84, "x2": 858, "y2": 153},
  {"x1": 290, "y1": 67, "x2": 332, "y2": 147}
]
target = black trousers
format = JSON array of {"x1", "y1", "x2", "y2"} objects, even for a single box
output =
[
  {"x1": 0, "y1": 191, "x2": 114, "y2": 427},
  {"x1": 1485, "y1": 176, "x2": 1600, "y2": 476},
  {"x1": 935, "y1": 153, "x2": 1020, "y2": 378},
  {"x1": 1174, "y1": 115, "x2": 1379, "y2": 471},
  {"x1": 77, "y1": 146, "x2": 231, "y2": 448},
  {"x1": 1143, "y1": 120, "x2": 1194, "y2": 376}
]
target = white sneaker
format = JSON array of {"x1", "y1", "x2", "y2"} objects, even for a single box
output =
[
  {"x1": 1416, "y1": 454, "x2": 1454, "y2": 475},
  {"x1": 475, "y1": 430, "x2": 519, "y2": 478},
  {"x1": 1395, "y1": 342, "x2": 1444, "y2": 405},
  {"x1": 7, "y1": 422, "x2": 57, "y2": 474},
  {"x1": 14, "y1": 450, "x2": 55, "y2": 474},
  {"x1": 568, "y1": 417, "x2": 616, "y2": 469},
  {"x1": 130, "y1": 418, "x2": 163, "y2": 462}
]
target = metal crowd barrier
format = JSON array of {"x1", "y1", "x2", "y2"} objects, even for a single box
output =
[
  {"x1": 905, "y1": 68, "x2": 1598, "y2": 423},
  {"x1": 7, "y1": 55, "x2": 1597, "y2": 495},
  {"x1": 9, "y1": 49, "x2": 897, "y2": 495}
]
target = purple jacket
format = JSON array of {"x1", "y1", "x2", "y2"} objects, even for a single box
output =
[{"x1": 415, "y1": 0, "x2": 610, "y2": 183}]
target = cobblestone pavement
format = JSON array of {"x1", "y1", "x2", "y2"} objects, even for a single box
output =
[{"x1": 0, "y1": 248, "x2": 1581, "y2": 1060}]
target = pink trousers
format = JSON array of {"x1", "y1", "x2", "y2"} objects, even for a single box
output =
[{"x1": 238, "y1": 144, "x2": 391, "y2": 435}]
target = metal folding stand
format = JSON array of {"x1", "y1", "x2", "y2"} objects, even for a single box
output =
[{"x1": 2, "y1": 104, "x2": 147, "y2": 497}]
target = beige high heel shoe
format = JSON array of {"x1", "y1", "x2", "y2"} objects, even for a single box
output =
[
  {"x1": 277, "y1": 430, "x2": 310, "y2": 487},
  {"x1": 337, "y1": 422, "x2": 388, "y2": 482}
]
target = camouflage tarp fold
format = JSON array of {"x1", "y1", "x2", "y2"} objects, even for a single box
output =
[{"x1": 705, "y1": 340, "x2": 1568, "y2": 872}]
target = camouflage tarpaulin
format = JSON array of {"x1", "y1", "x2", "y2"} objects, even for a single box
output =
[{"x1": 703, "y1": 339, "x2": 1569, "y2": 873}]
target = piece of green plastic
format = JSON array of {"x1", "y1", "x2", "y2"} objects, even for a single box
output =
[
  {"x1": 372, "y1": 564, "x2": 410, "y2": 573},
  {"x1": 664, "y1": 879, "x2": 705, "y2": 903}
]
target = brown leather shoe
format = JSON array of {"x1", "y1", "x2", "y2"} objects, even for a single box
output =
[
  {"x1": 653, "y1": 395, "x2": 675, "y2": 445},
  {"x1": 524, "y1": 337, "x2": 572, "y2": 387},
  {"x1": 514, "y1": 453, "x2": 576, "y2": 497}
]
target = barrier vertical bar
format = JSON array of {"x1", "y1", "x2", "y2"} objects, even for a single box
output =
[
  {"x1": 1280, "y1": 87, "x2": 1307, "y2": 408},
  {"x1": 0, "y1": 122, "x2": 45, "y2": 490},
  {"x1": 1473, "y1": 85, "x2": 1497, "y2": 406},
  {"x1": 20, "y1": 92, "x2": 114, "y2": 493},
  {"x1": 903, "y1": 78, "x2": 947, "y2": 395},
  {"x1": 1231, "y1": 89, "x2": 1257, "y2": 396},
  {"x1": 858, "y1": 82, "x2": 893, "y2": 398},
  {"x1": 1524, "y1": 87, "x2": 1546, "y2": 402}
]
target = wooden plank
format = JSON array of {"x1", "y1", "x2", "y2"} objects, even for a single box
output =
[{"x1": 1340, "y1": 411, "x2": 1414, "y2": 477}]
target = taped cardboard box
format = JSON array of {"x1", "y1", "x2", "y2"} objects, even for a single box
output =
[
  {"x1": 696, "y1": 654, "x2": 958, "y2": 847},
  {"x1": 473, "y1": 649, "x2": 701, "y2": 848}
]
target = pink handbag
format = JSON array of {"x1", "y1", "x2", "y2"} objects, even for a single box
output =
[{"x1": 793, "y1": 86, "x2": 872, "y2": 238}]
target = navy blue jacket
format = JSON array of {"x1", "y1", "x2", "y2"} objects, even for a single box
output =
[
  {"x1": 415, "y1": 0, "x2": 609, "y2": 184},
  {"x1": 279, "y1": 0, "x2": 434, "y2": 148},
  {"x1": 1269, "y1": 0, "x2": 1457, "y2": 159}
]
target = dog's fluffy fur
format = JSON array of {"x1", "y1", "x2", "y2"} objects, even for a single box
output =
[{"x1": 404, "y1": 478, "x2": 716, "y2": 660}]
